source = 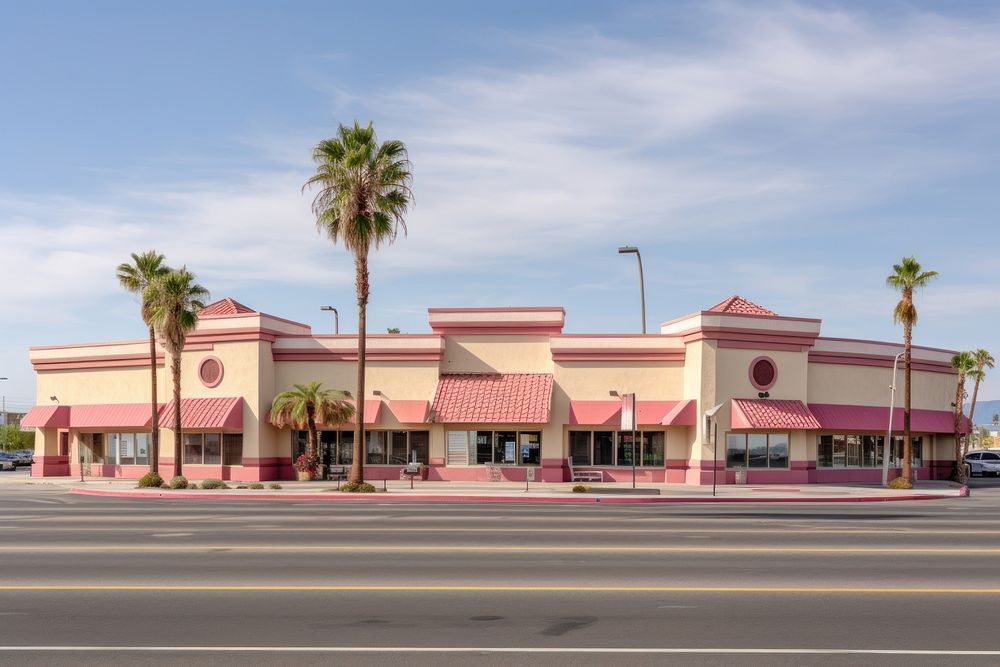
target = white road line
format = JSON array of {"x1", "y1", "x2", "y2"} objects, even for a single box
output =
[{"x1": 0, "y1": 646, "x2": 998, "y2": 655}]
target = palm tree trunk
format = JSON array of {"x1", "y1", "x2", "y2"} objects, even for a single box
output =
[
  {"x1": 306, "y1": 405, "x2": 318, "y2": 480},
  {"x1": 148, "y1": 326, "x2": 159, "y2": 474},
  {"x1": 954, "y1": 373, "x2": 966, "y2": 484},
  {"x1": 172, "y1": 354, "x2": 183, "y2": 478},
  {"x1": 967, "y1": 372, "x2": 983, "y2": 459},
  {"x1": 351, "y1": 252, "x2": 369, "y2": 485},
  {"x1": 902, "y1": 312, "x2": 913, "y2": 483}
]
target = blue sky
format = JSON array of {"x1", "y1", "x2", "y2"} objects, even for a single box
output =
[{"x1": 2, "y1": 0, "x2": 999, "y2": 413}]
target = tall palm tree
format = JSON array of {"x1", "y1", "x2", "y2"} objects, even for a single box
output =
[
  {"x1": 269, "y1": 382, "x2": 354, "y2": 479},
  {"x1": 951, "y1": 351, "x2": 974, "y2": 483},
  {"x1": 144, "y1": 268, "x2": 209, "y2": 478},
  {"x1": 886, "y1": 256, "x2": 938, "y2": 483},
  {"x1": 303, "y1": 121, "x2": 413, "y2": 484},
  {"x1": 966, "y1": 349, "x2": 994, "y2": 441},
  {"x1": 116, "y1": 251, "x2": 171, "y2": 474}
]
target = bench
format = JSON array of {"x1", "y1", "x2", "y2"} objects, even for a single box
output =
[
  {"x1": 567, "y1": 456, "x2": 604, "y2": 483},
  {"x1": 327, "y1": 465, "x2": 347, "y2": 489}
]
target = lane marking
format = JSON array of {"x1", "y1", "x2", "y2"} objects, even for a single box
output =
[
  {"x1": 3, "y1": 545, "x2": 1000, "y2": 554},
  {"x1": 150, "y1": 533, "x2": 194, "y2": 538},
  {"x1": 0, "y1": 646, "x2": 999, "y2": 655},
  {"x1": 6, "y1": 526, "x2": 996, "y2": 535},
  {"x1": 1, "y1": 585, "x2": 1000, "y2": 593}
]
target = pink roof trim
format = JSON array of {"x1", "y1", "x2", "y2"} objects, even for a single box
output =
[
  {"x1": 199, "y1": 298, "x2": 257, "y2": 317},
  {"x1": 809, "y1": 403, "x2": 970, "y2": 434},
  {"x1": 20, "y1": 405, "x2": 71, "y2": 429},
  {"x1": 159, "y1": 397, "x2": 243, "y2": 430},
  {"x1": 344, "y1": 400, "x2": 382, "y2": 426},
  {"x1": 432, "y1": 374, "x2": 553, "y2": 424},
  {"x1": 707, "y1": 295, "x2": 777, "y2": 316},
  {"x1": 662, "y1": 399, "x2": 697, "y2": 426},
  {"x1": 70, "y1": 403, "x2": 155, "y2": 429},
  {"x1": 731, "y1": 399, "x2": 821, "y2": 430},
  {"x1": 388, "y1": 400, "x2": 430, "y2": 424}
]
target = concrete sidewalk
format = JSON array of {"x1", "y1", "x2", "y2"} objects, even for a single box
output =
[{"x1": 2, "y1": 473, "x2": 969, "y2": 503}]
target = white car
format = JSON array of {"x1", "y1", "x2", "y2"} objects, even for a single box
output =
[{"x1": 965, "y1": 450, "x2": 1000, "y2": 477}]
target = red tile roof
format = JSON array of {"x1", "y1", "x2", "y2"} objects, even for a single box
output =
[
  {"x1": 200, "y1": 298, "x2": 256, "y2": 317},
  {"x1": 731, "y1": 398, "x2": 820, "y2": 430},
  {"x1": 159, "y1": 397, "x2": 244, "y2": 430},
  {"x1": 707, "y1": 295, "x2": 776, "y2": 316},
  {"x1": 432, "y1": 373, "x2": 553, "y2": 424}
]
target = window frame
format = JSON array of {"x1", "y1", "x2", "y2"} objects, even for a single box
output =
[
  {"x1": 724, "y1": 432, "x2": 791, "y2": 470},
  {"x1": 567, "y1": 429, "x2": 666, "y2": 468}
]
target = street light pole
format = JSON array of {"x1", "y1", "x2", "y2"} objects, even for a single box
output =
[
  {"x1": 882, "y1": 352, "x2": 905, "y2": 487},
  {"x1": 618, "y1": 246, "x2": 646, "y2": 334},
  {"x1": 0, "y1": 377, "x2": 7, "y2": 425},
  {"x1": 320, "y1": 306, "x2": 339, "y2": 334}
]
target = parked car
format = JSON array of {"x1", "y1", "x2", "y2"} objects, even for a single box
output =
[
  {"x1": 965, "y1": 450, "x2": 1000, "y2": 477},
  {"x1": 12, "y1": 450, "x2": 33, "y2": 465},
  {"x1": 0, "y1": 453, "x2": 17, "y2": 471}
]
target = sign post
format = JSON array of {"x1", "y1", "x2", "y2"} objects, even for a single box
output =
[{"x1": 621, "y1": 393, "x2": 637, "y2": 489}]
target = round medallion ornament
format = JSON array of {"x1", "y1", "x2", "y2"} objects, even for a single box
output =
[
  {"x1": 198, "y1": 356, "x2": 224, "y2": 388},
  {"x1": 749, "y1": 356, "x2": 777, "y2": 391}
]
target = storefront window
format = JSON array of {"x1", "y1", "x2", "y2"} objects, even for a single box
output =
[
  {"x1": 726, "y1": 434, "x2": 747, "y2": 469},
  {"x1": 569, "y1": 431, "x2": 591, "y2": 465},
  {"x1": 643, "y1": 432, "x2": 665, "y2": 467},
  {"x1": 594, "y1": 431, "x2": 614, "y2": 465},
  {"x1": 366, "y1": 431, "x2": 386, "y2": 464},
  {"x1": 223, "y1": 434, "x2": 243, "y2": 465},
  {"x1": 184, "y1": 433, "x2": 203, "y2": 465},
  {"x1": 204, "y1": 433, "x2": 222, "y2": 465},
  {"x1": 726, "y1": 433, "x2": 789, "y2": 469},
  {"x1": 817, "y1": 434, "x2": 925, "y2": 468},
  {"x1": 617, "y1": 431, "x2": 639, "y2": 465},
  {"x1": 494, "y1": 431, "x2": 518, "y2": 464},
  {"x1": 519, "y1": 432, "x2": 541, "y2": 465},
  {"x1": 747, "y1": 434, "x2": 768, "y2": 468}
]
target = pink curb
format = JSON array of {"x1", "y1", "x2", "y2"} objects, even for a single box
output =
[{"x1": 69, "y1": 487, "x2": 967, "y2": 504}]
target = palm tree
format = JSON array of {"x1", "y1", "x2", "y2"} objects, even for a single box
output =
[
  {"x1": 303, "y1": 121, "x2": 413, "y2": 484},
  {"x1": 116, "y1": 251, "x2": 170, "y2": 474},
  {"x1": 269, "y1": 382, "x2": 354, "y2": 479},
  {"x1": 966, "y1": 349, "x2": 994, "y2": 439},
  {"x1": 951, "y1": 351, "x2": 974, "y2": 483},
  {"x1": 993, "y1": 413, "x2": 999, "y2": 428},
  {"x1": 886, "y1": 256, "x2": 938, "y2": 483},
  {"x1": 144, "y1": 268, "x2": 209, "y2": 478}
]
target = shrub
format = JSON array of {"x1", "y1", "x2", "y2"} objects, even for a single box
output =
[
  {"x1": 888, "y1": 476, "x2": 914, "y2": 490},
  {"x1": 340, "y1": 481, "x2": 377, "y2": 493},
  {"x1": 248, "y1": 482, "x2": 264, "y2": 490},
  {"x1": 137, "y1": 472, "x2": 164, "y2": 488},
  {"x1": 169, "y1": 476, "x2": 189, "y2": 490},
  {"x1": 236, "y1": 485, "x2": 248, "y2": 489},
  {"x1": 572, "y1": 484, "x2": 590, "y2": 493},
  {"x1": 268, "y1": 483, "x2": 282, "y2": 490},
  {"x1": 201, "y1": 478, "x2": 230, "y2": 490}
]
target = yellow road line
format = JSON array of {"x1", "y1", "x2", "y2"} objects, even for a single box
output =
[
  {"x1": 3, "y1": 545, "x2": 1000, "y2": 554},
  {"x1": 0, "y1": 584, "x2": 999, "y2": 594}
]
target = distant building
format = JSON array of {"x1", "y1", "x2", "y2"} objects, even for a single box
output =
[{"x1": 0, "y1": 411, "x2": 26, "y2": 428}]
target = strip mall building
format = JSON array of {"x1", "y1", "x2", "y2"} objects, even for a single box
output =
[{"x1": 23, "y1": 295, "x2": 967, "y2": 484}]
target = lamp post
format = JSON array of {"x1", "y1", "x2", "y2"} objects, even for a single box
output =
[
  {"x1": 618, "y1": 246, "x2": 646, "y2": 334},
  {"x1": 882, "y1": 352, "x2": 905, "y2": 487},
  {"x1": 0, "y1": 377, "x2": 7, "y2": 425},
  {"x1": 320, "y1": 306, "x2": 339, "y2": 334}
]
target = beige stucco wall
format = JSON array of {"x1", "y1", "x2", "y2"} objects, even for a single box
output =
[
  {"x1": 441, "y1": 335, "x2": 553, "y2": 374},
  {"x1": 807, "y1": 363, "x2": 954, "y2": 409}
]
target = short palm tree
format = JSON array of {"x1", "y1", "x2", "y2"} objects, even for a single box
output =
[
  {"x1": 303, "y1": 121, "x2": 413, "y2": 484},
  {"x1": 951, "y1": 351, "x2": 975, "y2": 483},
  {"x1": 886, "y1": 256, "x2": 938, "y2": 484},
  {"x1": 270, "y1": 382, "x2": 354, "y2": 479},
  {"x1": 145, "y1": 268, "x2": 209, "y2": 478},
  {"x1": 116, "y1": 251, "x2": 170, "y2": 474},
  {"x1": 966, "y1": 349, "x2": 994, "y2": 439}
]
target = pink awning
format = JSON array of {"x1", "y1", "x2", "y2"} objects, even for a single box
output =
[
  {"x1": 809, "y1": 403, "x2": 969, "y2": 434},
  {"x1": 345, "y1": 399, "x2": 382, "y2": 425},
  {"x1": 388, "y1": 400, "x2": 429, "y2": 424},
  {"x1": 731, "y1": 399, "x2": 821, "y2": 430},
  {"x1": 568, "y1": 399, "x2": 695, "y2": 427},
  {"x1": 662, "y1": 399, "x2": 697, "y2": 426},
  {"x1": 432, "y1": 373, "x2": 552, "y2": 424},
  {"x1": 70, "y1": 403, "x2": 154, "y2": 429},
  {"x1": 20, "y1": 405, "x2": 70, "y2": 429},
  {"x1": 159, "y1": 397, "x2": 243, "y2": 430}
]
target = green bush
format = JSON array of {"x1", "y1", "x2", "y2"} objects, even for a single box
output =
[
  {"x1": 248, "y1": 482, "x2": 264, "y2": 490},
  {"x1": 268, "y1": 483, "x2": 282, "y2": 490},
  {"x1": 888, "y1": 476, "x2": 914, "y2": 490},
  {"x1": 235, "y1": 485, "x2": 248, "y2": 489},
  {"x1": 572, "y1": 484, "x2": 590, "y2": 493},
  {"x1": 137, "y1": 472, "x2": 164, "y2": 488},
  {"x1": 200, "y1": 478, "x2": 230, "y2": 490},
  {"x1": 169, "y1": 476, "x2": 189, "y2": 490},
  {"x1": 340, "y1": 481, "x2": 377, "y2": 493}
]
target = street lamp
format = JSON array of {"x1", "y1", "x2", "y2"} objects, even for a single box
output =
[
  {"x1": 882, "y1": 352, "x2": 905, "y2": 487},
  {"x1": 618, "y1": 246, "x2": 646, "y2": 334},
  {"x1": 0, "y1": 377, "x2": 6, "y2": 423},
  {"x1": 320, "y1": 306, "x2": 339, "y2": 334}
]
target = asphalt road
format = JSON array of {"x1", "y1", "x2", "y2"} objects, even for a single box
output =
[{"x1": 2, "y1": 478, "x2": 1000, "y2": 666}]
